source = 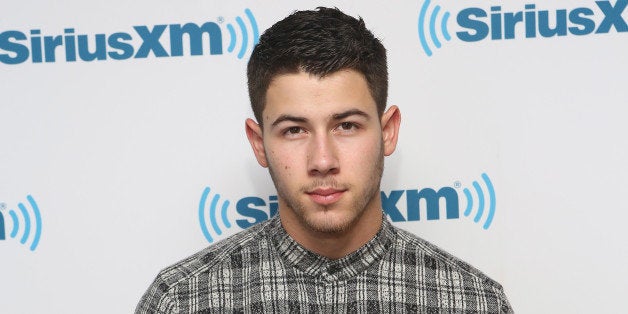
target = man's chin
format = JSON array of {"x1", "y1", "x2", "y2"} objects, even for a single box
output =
[{"x1": 302, "y1": 212, "x2": 356, "y2": 234}]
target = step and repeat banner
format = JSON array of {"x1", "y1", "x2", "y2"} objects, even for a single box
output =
[{"x1": 1, "y1": 0, "x2": 626, "y2": 312}]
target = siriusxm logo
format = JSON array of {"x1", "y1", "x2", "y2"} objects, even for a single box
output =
[
  {"x1": 418, "y1": 0, "x2": 627, "y2": 56},
  {"x1": 0, "y1": 195, "x2": 42, "y2": 251},
  {"x1": 198, "y1": 173, "x2": 496, "y2": 243},
  {"x1": 383, "y1": 173, "x2": 496, "y2": 230},
  {"x1": 0, "y1": 8, "x2": 259, "y2": 65},
  {"x1": 198, "y1": 187, "x2": 278, "y2": 243}
]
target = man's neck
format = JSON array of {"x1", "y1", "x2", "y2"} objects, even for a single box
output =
[{"x1": 279, "y1": 205, "x2": 383, "y2": 260}]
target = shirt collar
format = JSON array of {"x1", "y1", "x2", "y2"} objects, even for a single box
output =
[{"x1": 265, "y1": 214, "x2": 395, "y2": 282}]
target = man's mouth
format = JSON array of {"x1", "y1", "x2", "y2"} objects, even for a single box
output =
[{"x1": 306, "y1": 188, "x2": 346, "y2": 205}]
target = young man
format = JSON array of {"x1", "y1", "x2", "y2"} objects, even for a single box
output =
[{"x1": 136, "y1": 7, "x2": 512, "y2": 313}]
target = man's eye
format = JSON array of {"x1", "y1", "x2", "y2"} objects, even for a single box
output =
[
  {"x1": 339, "y1": 122, "x2": 357, "y2": 130},
  {"x1": 286, "y1": 127, "x2": 303, "y2": 134}
]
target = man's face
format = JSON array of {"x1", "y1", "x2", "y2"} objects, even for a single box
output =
[{"x1": 246, "y1": 69, "x2": 400, "y2": 236}]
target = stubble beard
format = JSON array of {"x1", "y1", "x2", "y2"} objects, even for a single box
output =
[{"x1": 267, "y1": 143, "x2": 385, "y2": 235}]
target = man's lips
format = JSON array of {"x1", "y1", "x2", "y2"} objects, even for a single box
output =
[{"x1": 306, "y1": 188, "x2": 346, "y2": 205}]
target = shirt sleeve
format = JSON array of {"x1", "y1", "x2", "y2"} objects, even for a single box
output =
[
  {"x1": 135, "y1": 275, "x2": 178, "y2": 314},
  {"x1": 497, "y1": 285, "x2": 514, "y2": 314}
]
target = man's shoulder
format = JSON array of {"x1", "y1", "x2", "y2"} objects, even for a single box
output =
[
  {"x1": 135, "y1": 220, "x2": 274, "y2": 313},
  {"x1": 391, "y1": 225, "x2": 505, "y2": 290},
  {"x1": 154, "y1": 219, "x2": 270, "y2": 287},
  {"x1": 387, "y1": 225, "x2": 512, "y2": 313}
]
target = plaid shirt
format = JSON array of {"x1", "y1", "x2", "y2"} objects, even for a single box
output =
[{"x1": 136, "y1": 216, "x2": 512, "y2": 313}]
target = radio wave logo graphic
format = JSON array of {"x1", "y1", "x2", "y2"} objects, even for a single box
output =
[
  {"x1": 224, "y1": 8, "x2": 260, "y2": 59},
  {"x1": 418, "y1": 0, "x2": 452, "y2": 57},
  {"x1": 462, "y1": 173, "x2": 496, "y2": 230},
  {"x1": 0, "y1": 195, "x2": 42, "y2": 251},
  {"x1": 199, "y1": 187, "x2": 233, "y2": 243}
]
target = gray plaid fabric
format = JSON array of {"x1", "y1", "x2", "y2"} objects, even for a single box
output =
[{"x1": 136, "y1": 216, "x2": 512, "y2": 313}]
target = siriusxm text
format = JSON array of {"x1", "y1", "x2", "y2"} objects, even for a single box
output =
[
  {"x1": 235, "y1": 187, "x2": 460, "y2": 228},
  {"x1": 0, "y1": 22, "x2": 222, "y2": 64},
  {"x1": 456, "y1": 1, "x2": 627, "y2": 41}
]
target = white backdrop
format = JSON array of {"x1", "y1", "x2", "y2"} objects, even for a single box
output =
[{"x1": 1, "y1": 0, "x2": 627, "y2": 313}]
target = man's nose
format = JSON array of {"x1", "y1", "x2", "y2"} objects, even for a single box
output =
[{"x1": 307, "y1": 134, "x2": 339, "y2": 176}]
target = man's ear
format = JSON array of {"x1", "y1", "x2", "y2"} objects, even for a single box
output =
[
  {"x1": 245, "y1": 118, "x2": 269, "y2": 168},
  {"x1": 380, "y1": 105, "x2": 401, "y2": 156}
]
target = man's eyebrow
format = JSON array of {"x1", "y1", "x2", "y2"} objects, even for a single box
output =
[
  {"x1": 271, "y1": 115, "x2": 308, "y2": 127},
  {"x1": 270, "y1": 109, "x2": 370, "y2": 127},
  {"x1": 332, "y1": 109, "x2": 371, "y2": 121}
]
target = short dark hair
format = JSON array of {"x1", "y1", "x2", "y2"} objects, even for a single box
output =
[{"x1": 247, "y1": 7, "x2": 388, "y2": 125}]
